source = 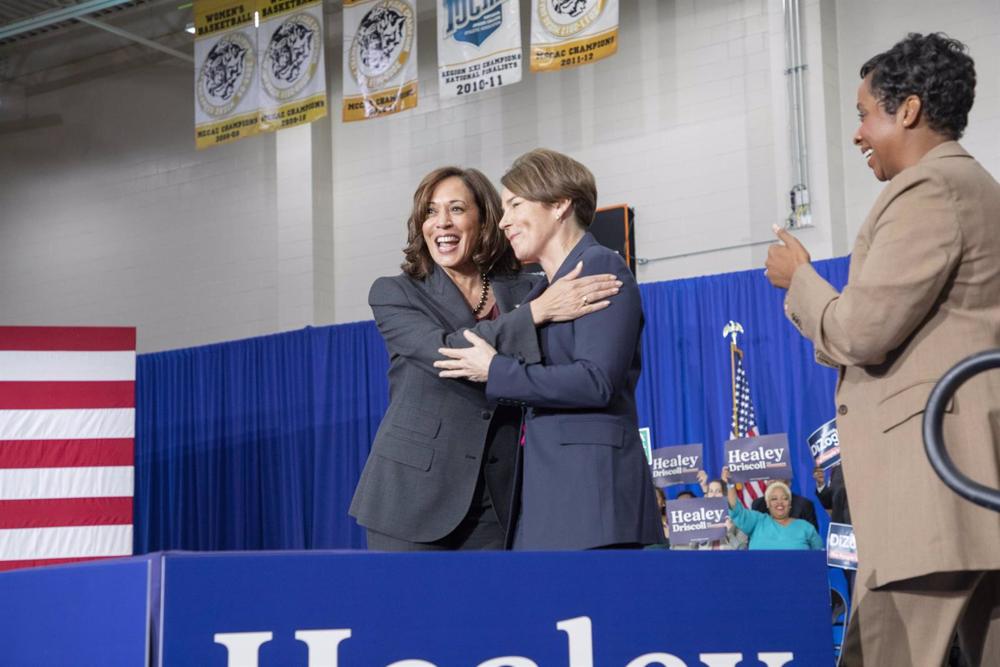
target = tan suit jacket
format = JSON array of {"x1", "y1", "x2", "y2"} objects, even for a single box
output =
[{"x1": 786, "y1": 141, "x2": 1000, "y2": 588}]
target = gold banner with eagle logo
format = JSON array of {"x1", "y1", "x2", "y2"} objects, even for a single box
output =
[
  {"x1": 194, "y1": 0, "x2": 260, "y2": 148},
  {"x1": 342, "y1": 0, "x2": 418, "y2": 121},
  {"x1": 529, "y1": 0, "x2": 619, "y2": 72},
  {"x1": 258, "y1": 0, "x2": 327, "y2": 132},
  {"x1": 194, "y1": 0, "x2": 327, "y2": 148}
]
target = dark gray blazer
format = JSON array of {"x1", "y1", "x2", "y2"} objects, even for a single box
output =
[
  {"x1": 349, "y1": 266, "x2": 541, "y2": 543},
  {"x1": 486, "y1": 233, "x2": 665, "y2": 550}
]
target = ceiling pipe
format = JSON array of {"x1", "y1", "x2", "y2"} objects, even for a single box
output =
[
  {"x1": 0, "y1": 0, "x2": 137, "y2": 41},
  {"x1": 76, "y1": 15, "x2": 192, "y2": 62}
]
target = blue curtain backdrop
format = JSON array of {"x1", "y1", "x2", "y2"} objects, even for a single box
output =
[
  {"x1": 637, "y1": 257, "x2": 849, "y2": 542},
  {"x1": 135, "y1": 323, "x2": 389, "y2": 551},
  {"x1": 134, "y1": 257, "x2": 849, "y2": 553}
]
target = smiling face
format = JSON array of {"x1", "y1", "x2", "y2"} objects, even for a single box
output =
[
  {"x1": 765, "y1": 488, "x2": 791, "y2": 521},
  {"x1": 421, "y1": 176, "x2": 481, "y2": 275},
  {"x1": 854, "y1": 74, "x2": 907, "y2": 182},
  {"x1": 706, "y1": 481, "x2": 725, "y2": 498},
  {"x1": 498, "y1": 187, "x2": 561, "y2": 265}
]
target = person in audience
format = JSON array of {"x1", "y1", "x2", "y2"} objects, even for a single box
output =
[
  {"x1": 725, "y1": 478, "x2": 822, "y2": 551},
  {"x1": 654, "y1": 487, "x2": 670, "y2": 546},
  {"x1": 750, "y1": 478, "x2": 820, "y2": 530},
  {"x1": 675, "y1": 490, "x2": 697, "y2": 500},
  {"x1": 702, "y1": 475, "x2": 748, "y2": 550},
  {"x1": 350, "y1": 166, "x2": 621, "y2": 551},
  {"x1": 765, "y1": 33, "x2": 1000, "y2": 664},
  {"x1": 813, "y1": 464, "x2": 851, "y2": 525},
  {"x1": 434, "y1": 149, "x2": 664, "y2": 550}
]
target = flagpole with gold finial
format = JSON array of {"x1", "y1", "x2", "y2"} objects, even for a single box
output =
[
  {"x1": 723, "y1": 320, "x2": 745, "y2": 495},
  {"x1": 722, "y1": 321, "x2": 744, "y2": 438}
]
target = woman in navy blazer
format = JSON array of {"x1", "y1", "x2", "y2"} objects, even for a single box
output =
[
  {"x1": 437, "y1": 149, "x2": 665, "y2": 549},
  {"x1": 351, "y1": 166, "x2": 621, "y2": 551}
]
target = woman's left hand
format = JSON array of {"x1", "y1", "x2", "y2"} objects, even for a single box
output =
[{"x1": 435, "y1": 330, "x2": 497, "y2": 383}]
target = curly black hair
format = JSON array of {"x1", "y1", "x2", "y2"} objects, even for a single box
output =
[{"x1": 860, "y1": 33, "x2": 976, "y2": 140}]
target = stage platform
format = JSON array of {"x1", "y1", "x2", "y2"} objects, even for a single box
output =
[{"x1": 0, "y1": 550, "x2": 834, "y2": 666}]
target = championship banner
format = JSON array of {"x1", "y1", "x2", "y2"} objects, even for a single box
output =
[
  {"x1": 437, "y1": 0, "x2": 522, "y2": 99},
  {"x1": 343, "y1": 0, "x2": 418, "y2": 122},
  {"x1": 258, "y1": 0, "x2": 327, "y2": 132},
  {"x1": 529, "y1": 0, "x2": 619, "y2": 72},
  {"x1": 724, "y1": 433, "x2": 792, "y2": 483},
  {"x1": 664, "y1": 497, "x2": 729, "y2": 546},
  {"x1": 194, "y1": 0, "x2": 260, "y2": 149},
  {"x1": 808, "y1": 418, "x2": 841, "y2": 470},
  {"x1": 649, "y1": 444, "x2": 703, "y2": 488},
  {"x1": 826, "y1": 522, "x2": 858, "y2": 570}
]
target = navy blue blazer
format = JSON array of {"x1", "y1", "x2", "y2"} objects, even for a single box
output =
[{"x1": 486, "y1": 233, "x2": 665, "y2": 550}]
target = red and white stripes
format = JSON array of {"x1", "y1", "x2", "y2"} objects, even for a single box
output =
[{"x1": 0, "y1": 327, "x2": 135, "y2": 572}]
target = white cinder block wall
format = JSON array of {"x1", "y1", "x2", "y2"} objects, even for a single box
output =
[{"x1": 1, "y1": 0, "x2": 998, "y2": 352}]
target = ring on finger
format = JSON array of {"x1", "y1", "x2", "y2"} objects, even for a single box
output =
[{"x1": 582, "y1": 295, "x2": 589, "y2": 306}]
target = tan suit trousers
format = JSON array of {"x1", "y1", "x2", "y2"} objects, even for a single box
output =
[{"x1": 839, "y1": 569, "x2": 1000, "y2": 666}]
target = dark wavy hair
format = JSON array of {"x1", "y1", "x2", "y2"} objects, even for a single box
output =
[
  {"x1": 401, "y1": 167, "x2": 519, "y2": 279},
  {"x1": 860, "y1": 32, "x2": 976, "y2": 140},
  {"x1": 501, "y1": 148, "x2": 597, "y2": 228}
]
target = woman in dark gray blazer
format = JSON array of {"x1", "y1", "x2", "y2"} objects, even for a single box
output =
[
  {"x1": 436, "y1": 150, "x2": 664, "y2": 550},
  {"x1": 350, "y1": 166, "x2": 621, "y2": 551}
]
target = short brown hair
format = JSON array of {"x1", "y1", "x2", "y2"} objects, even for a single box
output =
[
  {"x1": 401, "y1": 166, "x2": 519, "y2": 279},
  {"x1": 501, "y1": 148, "x2": 597, "y2": 227}
]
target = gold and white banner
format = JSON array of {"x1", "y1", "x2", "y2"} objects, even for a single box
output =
[
  {"x1": 342, "y1": 0, "x2": 418, "y2": 122},
  {"x1": 258, "y1": 0, "x2": 328, "y2": 132},
  {"x1": 437, "y1": 0, "x2": 522, "y2": 99},
  {"x1": 529, "y1": 0, "x2": 618, "y2": 72},
  {"x1": 194, "y1": 0, "x2": 260, "y2": 149}
]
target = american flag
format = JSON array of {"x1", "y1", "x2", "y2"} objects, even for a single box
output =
[
  {"x1": 730, "y1": 340, "x2": 767, "y2": 508},
  {"x1": 0, "y1": 327, "x2": 135, "y2": 571}
]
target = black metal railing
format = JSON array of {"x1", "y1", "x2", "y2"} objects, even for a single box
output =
[{"x1": 923, "y1": 349, "x2": 1000, "y2": 513}]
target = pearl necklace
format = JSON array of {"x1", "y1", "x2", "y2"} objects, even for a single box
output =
[{"x1": 471, "y1": 273, "x2": 491, "y2": 317}]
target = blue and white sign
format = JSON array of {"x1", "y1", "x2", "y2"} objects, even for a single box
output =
[
  {"x1": 827, "y1": 522, "x2": 858, "y2": 570},
  {"x1": 808, "y1": 418, "x2": 841, "y2": 470},
  {"x1": 649, "y1": 443, "x2": 703, "y2": 487},
  {"x1": 436, "y1": 0, "x2": 522, "y2": 98},
  {"x1": 724, "y1": 433, "x2": 792, "y2": 483},
  {"x1": 665, "y1": 496, "x2": 729, "y2": 545},
  {"x1": 161, "y1": 550, "x2": 833, "y2": 665}
]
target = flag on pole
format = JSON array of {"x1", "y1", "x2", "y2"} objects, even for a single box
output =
[
  {"x1": 0, "y1": 327, "x2": 135, "y2": 572},
  {"x1": 723, "y1": 321, "x2": 767, "y2": 507}
]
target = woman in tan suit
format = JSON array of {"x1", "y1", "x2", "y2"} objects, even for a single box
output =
[{"x1": 766, "y1": 33, "x2": 1000, "y2": 666}]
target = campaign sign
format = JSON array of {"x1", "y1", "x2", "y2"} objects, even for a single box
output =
[
  {"x1": 648, "y1": 444, "x2": 703, "y2": 487},
  {"x1": 808, "y1": 418, "x2": 841, "y2": 470},
  {"x1": 160, "y1": 550, "x2": 833, "y2": 665},
  {"x1": 664, "y1": 497, "x2": 729, "y2": 546},
  {"x1": 827, "y1": 522, "x2": 858, "y2": 570},
  {"x1": 724, "y1": 433, "x2": 791, "y2": 483},
  {"x1": 639, "y1": 426, "x2": 652, "y2": 464}
]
